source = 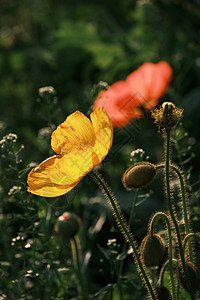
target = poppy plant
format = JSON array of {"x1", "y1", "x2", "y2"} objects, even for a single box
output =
[
  {"x1": 27, "y1": 107, "x2": 113, "y2": 197},
  {"x1": 93, "y1": 61, "x2": 172, "y2": 127}
]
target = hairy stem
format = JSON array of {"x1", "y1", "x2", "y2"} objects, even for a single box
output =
[
  {"x1": 165, "y1": 131, "x2": 196, "y2": 299},
  {"x1": 150, "y1": 212, "x2": 176, "y2": 300},
  {"x1": 183, "y1": 233, "x2": 200, "y2": 253},
  {"x1": 156, "y1": 163, "x2": 193, "y2": 262},
  {"x1": 90, "y1": 170, "x2": 157, "y2": 300},
  {"x1": 158, "y1": 259, "x2": 178, "y2": 288},
  {"x1": 118, "y1": 190, "x2": 138, "y2": 300}
]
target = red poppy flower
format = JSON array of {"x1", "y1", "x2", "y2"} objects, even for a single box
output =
[
  {"x1": 93, "y1": 61, "x2": 172, "y2": 127},
  {"x1": 93, "y1": 81, "x2": 141, "y2": 127}
]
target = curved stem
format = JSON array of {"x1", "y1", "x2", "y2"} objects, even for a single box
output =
[
  {"x1": 170, "y1": 165, "x2": 193, "y2": 262},
  {"x1": 150, "y1": 212, "x2": 176, "y2": 300},
  {"x1": 183, "y1": 233, "x2": 200, "y2": 253},
  {"x1": 156, "y1": 163, "x2": 193, "y2": 262},
  {"x1": 90, "y1": 170, "x2": 157, "y2": 300},
  {"x1": 158, "y1": 259, "x2": 178, "y2": 288},
  {"x1": 165, "y1": 131, "x2": 196, "y2": 299},
  {"x1": 173, "y1": 138, "x2": 197, "y2": 204}
]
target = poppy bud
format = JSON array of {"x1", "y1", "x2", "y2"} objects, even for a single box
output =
[
  {"x1": 140, "y1": 234, "x2": 165, "y2": 268},
  {"x1": 122, "y1": 162, "x2": 157, "y2": 190},
  {"x1": 151, "y1": 102, "x2": 183, "y2": 132},
  {"x1": 54, "y1": 212, "x2": 81, "y2": 239},
  {"x1": 177, "y1": 261, "x2": 200, "y2": 294},
  {"x1": 155, "y1": 286, "x2": 172, "y2": 300}
]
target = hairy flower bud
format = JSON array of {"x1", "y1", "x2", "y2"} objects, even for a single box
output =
[
  {"x1": 122, "y1": 162, "x2": 157, "y2": 190},
  {"x1": 177, "y1": 262, "x2": 200, "y2": 294},
  {"x1": 155, "y1": 286, "x2": 172, "y2": 300},
  {"x1": 54, "y1": 212, "x2": 81, "y2": 239},
  {"x1": 151, "y1": 102, "x2": 183, "y2": 132},
  {"x1": 140, "y1": 234, "x2": 165, "y2": 267}
]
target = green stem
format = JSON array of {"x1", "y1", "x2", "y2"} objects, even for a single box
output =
[
  {"x1": 165, "y1": 131, "x2": 196, "y2": 299},
  {"x1": 170, "y1": 165, "x2": 193, "y2": 262},
  {"x1": 70, "y1": 236, "x2": 88, "y2": 299},
  {"x1": 174, "y1": 138, "x2": 197, "y2": 206},
  {"x1": 118, "y1": 191, "x2": 138, "y2": 300},
  {"x1": 158, "y1": 259, "x2": 178, "y2": 288},
  {"x1": 183, "y1": 233, "x2": 200, "y2": 253},
  {"x1": 90, "y1": 170, "x2": 157, "y2": 300},
  {"x1": 156, "y1": 163, "x2": 193, "y2": 262},
  {"x1": 150, "y1": 212, "x2": 176, "y2": 300}
]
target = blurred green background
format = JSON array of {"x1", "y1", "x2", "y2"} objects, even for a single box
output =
[
  {"x1": 1, "y1": 0, "x2": 200, "y2": 299},
  {"x1": 1, "y1": 0, "x2": 200, "y2": 143},
  {"x1": 1, "y1": 0, "x2": 200, "y2": 189}
]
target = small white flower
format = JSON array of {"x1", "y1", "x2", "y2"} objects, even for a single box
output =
[
  {"x1": 25, "y1": 243, "x2": 31, "y2": 249},
  {"x1": 39, "y1": 86, "x2": 56, "y2": 97},
  {"x1": 130, "y1": 148, "x2": 145, "y2": 157},
  {"x1": 98, "y1": 81, "x2": 109, "y2": 88},
  {"x1": 0, "y1": 133, "x2": 18, "y2": 147},
  {"x1": 8, "y1": 186, "x2": 22, "y2": 196},
  {"x1": 107, "y1": 239, "x2": 117, "y2": 246},
  {"x1": 28, "y1": 162, "x2": 38, "y2": 168},
  {"x1": 38, "y1": 127, "x2": 52, "y2": 139}
]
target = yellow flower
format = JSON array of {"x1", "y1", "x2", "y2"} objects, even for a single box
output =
[{"x1": 27, "y1": 107, "x2": 113, "y2": 197}]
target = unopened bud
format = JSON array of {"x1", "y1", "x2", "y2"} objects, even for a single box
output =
[
  {"x1": 151, "y1": 101, "x2": 183, "y2": 132},
  {"x1": 54, "y1": 212, "x2": 81, "y2": 239},
  {"x1": 141, "y1": 234, "x2": 165, "y2": 267},
  {"x1": 122, "y1": 162, "x2": 156, "y2": 190},
  {"x1": 177, "y1": 261, "x2": 200, "y2": 294},
  {"x1": 155, "y1": 286, "x2": 172, "y2": 300}
]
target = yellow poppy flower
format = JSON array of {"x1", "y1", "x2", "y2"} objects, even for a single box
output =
[{"x1": 27, "y1": 107, "x2": 113, "y2": 197}]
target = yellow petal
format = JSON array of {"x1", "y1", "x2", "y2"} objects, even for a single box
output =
[
  {"x1": 27, "y1": 155, "x2": 76, "y2": 197},
  {"x1": 90, "y1": 107, "x2": 113, "y2": 164},
  {"x1": 50, "y1": 147, "x2": 95, "y2": 184},
  {"x1": 28, "y1": 183, "x2": 76, "y2": 197},
  {"x1": 27, "y1": 107, "x2": 113, "y2": 197},
  {"x1": 27, "y1": 146, "x2": 96, "y2": 197},
  {"x1": 51, "y1": 111, "x2": 95, "y2": 155}
]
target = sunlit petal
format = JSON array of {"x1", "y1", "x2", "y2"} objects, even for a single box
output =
[
  {"x1": 90, "y1": 107, "x2": 113, "y2": 162},
  {"x1": 51, "y1": 111, "x2": 95, "y2": 155},
  {"x1": 27, "y1": 146, "x2": 97, "y2": 197},
  {"x1": 28, "y1": 183, "x2": 76, "y2": 197},
  {"x1": 28, "y1": 108, "x2": 113, "y2": 197},
  {"x1": 53, "y1": 147, "x2": 95, "y2": 183},
  {"x1": 27, "y1": 155, "x2": 78, "y2": 197}
]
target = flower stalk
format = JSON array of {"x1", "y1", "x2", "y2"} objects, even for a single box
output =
[
  {"x1": 118, "y1": 190, "x2": 138, "y2": 299},
  {"x1": 90, "y1": 170, "x2": 157, "y2": 300},
  {"x1": 149, "y1": 212, "x2": 176, "y2": 300},
  {"x1": 156, "y1": 163, "x2": 194, "y2": 262},
  {"x1": 158, "y1": 259, "x2": 178, "y2": 289},
  {"x1": 165, "y1": 130, "x2": 196, "y2": 299},
  {"x1": 70, "y1": 236, "x2": 88, "y2": 299},
  {"x1": 183, "y1": 233, "x2": 200, "y2": 253}
]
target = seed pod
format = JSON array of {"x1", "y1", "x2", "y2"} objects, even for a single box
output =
[
  {"x1": 54, "y1": 212, "x2": 81, "y2": 239},
  {"x1": 177, "y1": 261, "x2": 200, "y2": 294},
  {"x1": 141, "y1": 234, "x2": 165, "y2": 268},
  {"x1": 122, "y1": 162, "x2": 157, "y2": 190},
  {"x1": 155, "y1": 286, "x2": 172, "y2": 300}
]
